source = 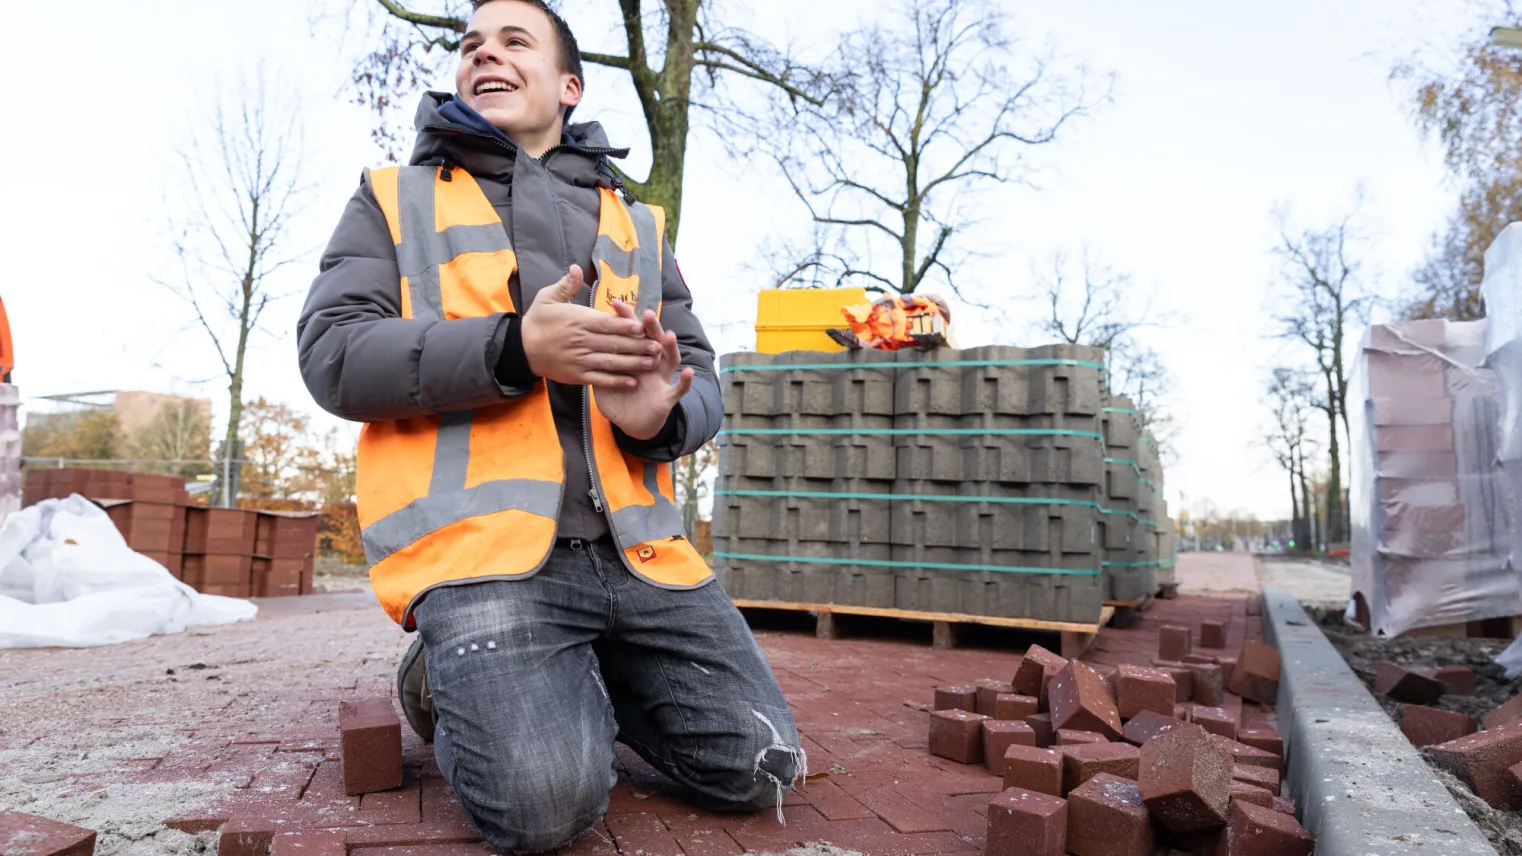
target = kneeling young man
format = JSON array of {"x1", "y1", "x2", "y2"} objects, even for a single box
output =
[{"x1": 297, "y1": 1, "x2": 802, "y2": 849}]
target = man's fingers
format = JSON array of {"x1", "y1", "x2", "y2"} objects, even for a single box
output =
[
  {"x1": 581, "y1": 310, "x2": 648, "y2": 337},
  {"x1": 640, "y1": 309, "x2": 664, "y2": 342},
  {"x1": 610, "y1": 298, "x2": 639, "y2": 321},
  {"x1": 668, "y1": 367, "x2": 694, "y2": 402},
  {"x1": 585, "y1": 333, "x2": 662, "y2": 356},
  {"x1": 588, "y1": 353, "x2": 655, "y2": 374},
  {"x1": 661, "y1": 330, "x2": 681, "y2": 367},
  {"x1": 582, "y1": 371, "x2": 639, "y2": 389},
  {"x1": 535, "y1": 265, "x2": 584, "y2": 306}
]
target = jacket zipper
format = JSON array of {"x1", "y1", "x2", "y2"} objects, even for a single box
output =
[{"x1": 583, "y1": 284, "x2": 606, "y2": 517}]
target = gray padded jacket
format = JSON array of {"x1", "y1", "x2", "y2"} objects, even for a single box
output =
[{"x1": 297, "y1": 92, "x2": 721, "y2": 541}]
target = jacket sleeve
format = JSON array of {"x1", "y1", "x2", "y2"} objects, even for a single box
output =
[
  {"x1": 296, "y1": 172, "x2": 534, "y2": 422},
  {"x1": 613, "y1": 239, "x2": 723, "y2": 462}
]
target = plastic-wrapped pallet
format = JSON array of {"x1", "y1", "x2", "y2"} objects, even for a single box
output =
[
  {"x1": 1482, "y1": 225, "x2": 1522, "y2": 578},
  {"x1": 1349, "y1": 319, "x2": 1516, "y2": 636},
  {"x1": 890, "y1": 345, "x2": 1105, "y2": 624},
  {"x1": 0, "y1": 384, "x2": 17, "y2": 532}
]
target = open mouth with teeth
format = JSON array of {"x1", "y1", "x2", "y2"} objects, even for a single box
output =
[{"x1": 475, "y1": 80, "x2": 520, "y2": 96}]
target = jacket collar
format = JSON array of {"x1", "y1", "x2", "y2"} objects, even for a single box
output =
[{"x1": 407, "y1": 91, "x2": 630, "y2": 188}]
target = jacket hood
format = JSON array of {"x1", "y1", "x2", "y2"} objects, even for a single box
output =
[{"x1": 407, "y1": 91, "x2": 629, "y2": 187}]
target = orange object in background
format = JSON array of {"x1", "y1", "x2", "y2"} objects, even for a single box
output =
[
  {"x1": 0, "y1": 294, "x2": 12, "y2": 382},
  {"x1": 836, "y1": 295, "x2": 951, "y2": 351}
]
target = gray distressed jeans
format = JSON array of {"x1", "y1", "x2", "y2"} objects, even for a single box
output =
[{"x1": 413, "y1": 537, "x2": 803, "y2": 853}]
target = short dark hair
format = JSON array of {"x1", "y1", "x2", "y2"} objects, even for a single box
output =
[{"x1": 470, "y1": 0, "x2": 585, "y2": 122}]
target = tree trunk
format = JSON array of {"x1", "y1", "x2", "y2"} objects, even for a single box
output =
[
  {"x1": 1300, "y1": 466, "x2": 1316, "y2": 551},
  {"x1": 1288, "y1": 467, "x2": 1301, "y2": 551},
  {"x1": 1325, "y1": 405, "x2": 1344, "y2": 543}
]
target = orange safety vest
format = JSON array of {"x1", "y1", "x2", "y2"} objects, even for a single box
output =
[
  {"x1": 840, "y1": 296, "x2": 947, "y2": 351},
  {"x1": 359, "y1": 164, "x2": 712, "y2": 627}
]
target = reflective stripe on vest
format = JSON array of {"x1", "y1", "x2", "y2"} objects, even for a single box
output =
[{"x1": 358, "y1": 165, "x2": 710, "y2": 627}]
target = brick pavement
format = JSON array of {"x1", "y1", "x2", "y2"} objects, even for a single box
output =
[{"x1": 1, "y1": 586, "x2": 1263, "y2": 855}]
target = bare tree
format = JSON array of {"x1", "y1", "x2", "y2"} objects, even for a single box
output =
[
  {"x1": 163, "y1": 71, "x2": 309, "y2": 507},
  {"x1": 1265, "y1": 367, "x2": 1319, "y2": 552},
  {"x1": 767, "y1": 0, "x2": 1105, "y2": 300},
  {"x1": 131, "y1": 400, "x2": 214, "y2": 480},
  {"x1": 1269, "y1": 204, "x2": 1372, "y2": 543},
  {"x1": 1038, "y1": 250, "x2": 1176, "y2": 453},
  {"x1": 350, "y1": 0, "x2": 834, "y2": 244}
]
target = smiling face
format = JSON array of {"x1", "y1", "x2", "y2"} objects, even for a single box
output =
[{"x1": 456, "y1": 0, "x2": 582, "y2": 156}]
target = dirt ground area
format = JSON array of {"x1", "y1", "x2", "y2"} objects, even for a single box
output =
[{"x1": 1314, "y1": 607, "x2": 1522, "y2": 855}]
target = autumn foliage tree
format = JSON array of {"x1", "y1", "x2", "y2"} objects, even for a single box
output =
[{"x1": 1392, "y1": 3, "x2": 1522, "y2": 319}]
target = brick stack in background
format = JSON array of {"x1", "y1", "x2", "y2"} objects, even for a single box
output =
[
  {"x1": 1099, "y1": 399, "x2": 1147, "y2": 603},
  {"x1": 715, "y1": 349, "x2": 899, "y2": 607},
  {"x1": 21, "y1": 467, "x2": 318, "y2": 598},
  {"x1": 1350, "y1": 319, "x2": 1517, "y2": 637},
  {"x1": 716, "y1": 344, "x2": 1110, "y2": 625}
]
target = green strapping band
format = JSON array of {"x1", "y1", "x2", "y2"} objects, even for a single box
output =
[
  {"x1": 714, "y1": 551, "x2": 1101, "y2": 577},
  {"x1": 717, "y1": 489, "x2": 1100, "y2": 508},
  {"x1": 719, "y1": 428, "x2": 1104, "y2": 440},
  {"x1": 721, "y1": 358, "x2": 1107, "y2": 374}
]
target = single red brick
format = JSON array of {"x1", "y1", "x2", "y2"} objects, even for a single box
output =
[
  {"x1": 987, "y1": 787, "x2": 1067, "y2": 856},
  {"x1": 1200, "y1": 620, "x2": 1227, "y2": 649},
  {"x1": 1402, "y1": 704, "x2": 1478, "y2": 748},
  {"x1": 1272, "y1": 795, "x2": 1297, "y2": 815},
  {"x1": 1210, "y1": 735, "x2": 1279, "y2": 771},
  {"x1": 1058, "y1": 729, "x2": 1110, "y2": 746},
  {"x1": 1062, "y1": 742, "x2": 1141, "y2": 794},
  {"x1": 1231, "y1": 763, "x2": 1280, "y2": 795},
  {"x1": 1217, "y1": 800, "x2": 1313, "y2": 856},
  {"x1": 983, "y1": 720, "x2": 1037, "y2": 774},
  {"x1": 1138, "y1": 723, "x2": 1233, "y2": 832},
  {"x1": 339, "y1": 698, "x2": 403, "y2": 796},
  {"x1": 929, "y1": 709, "x2": 988, "y2": 764},
  {"x1": 1216, "y1": 656, "x2": 1239, "y2": 686},
  {"x1": 1374, "y1": 662, "x2": 1446, "y2": 705},
  {"x1": 1228, "y1": 642, "x2": 1281, "y2": 705},
  {"x1": 1485, "y1": 695, "x2": 1522, "y2": 730},
  {"x1": 1003, "y1": 744, "x2": 1065, "y2": 796},
  {"x1": 1432, "y1": 665, "x2": 1476, "y2": 696},
  {"x1": 1049, "y1": 661, "x2": 1123, "y2": 740},
  {"x1": 1122, "y1": 711, "x2": 1182, "y2": 746},
  {"x1": 1159, "y1": 625, "x2": 1193, "y2": 662},
  {"x1": 1236, "y1": 727, "x2": 1283, "y2": 759},
  {"x1": 1025, "y1": 713, "x2": 1055, "y2": 748},
  {"x1": 1190, "y1": 664, "x2": 1225, "y2": 707},
  {"x1": 0, "y1": 812, "x2": 95, "y2": 856},
  {"x1": 934, "y1": 684, "x2": 977, "y2": 712},
  {"x1": 1154, "y1": 662, "x2": 1196, "y2": 702},
  {"x1": 1015, "y1": 644, "x2": 1068, "y2": 704},
  {"x1": 220, "y1": 815, "x2": 279, "y2": 856},
  {"x1": 996, "y1": 693, "x2": 1040, "y2": 721},
  {"x1": 1066, "y1": 773, "x2": 1155, "y2": 856},
  {"x1": 1229, "y1": 780, "x2": 1275, "y2": 809},
  {"x1": 271, "y1": 830, "x2": 347, "y2": 855},
  {"x1": 1428, "y1": 721, "x2": 1522, "y2": 808},
  {"x1": 976, "y1": 679, "x2": 1017, "y2": 716},
  {"x1": 1191, "y1": 706, "x2": 1237, "y2": 741},
  {"x1": 1116, "y1": 665, "x2": 1177, "y2": 720}
]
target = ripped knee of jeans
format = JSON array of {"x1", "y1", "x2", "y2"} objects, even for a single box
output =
[{"x1": 750, "y1": 709, "x2": 808, "y2": 824}]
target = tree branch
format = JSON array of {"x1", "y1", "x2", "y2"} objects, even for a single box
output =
[{"x1": 372, "y1": 0, "x2": 463, "y2": 32}]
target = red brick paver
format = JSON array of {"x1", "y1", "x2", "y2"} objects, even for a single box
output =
[{"x1": 1, "y1": 589, "x2": 1264, "y2": 854}]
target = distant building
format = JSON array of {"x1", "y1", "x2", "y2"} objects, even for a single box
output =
[{"x1": 23, "y1": 390, "x2": 212, "y2": 462}]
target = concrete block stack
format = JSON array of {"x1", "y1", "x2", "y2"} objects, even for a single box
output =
[
  {"x1": 1099, "y1": 400, "x2": 1148, "y2": 603},
  {"x1": 21, "y1": 467, "x2": 318, "y2": 598},
  {"x1": 929, "y1": 625, "x2": 1311, "y2": 855},
  {"x1": 1349, "y1": 319, "x2": 1517, "y2": 636},
  {"x1": 716, "y1": 344, "x2": 1109, "y2": 624}
]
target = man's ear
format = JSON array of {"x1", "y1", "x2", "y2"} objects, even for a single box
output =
[{"x1": 560, "y1": 74, "x2": 583, "y2": 111}]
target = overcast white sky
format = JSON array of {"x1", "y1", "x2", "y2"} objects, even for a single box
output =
[{"x1": 1, "y1": 0, "x2": 1480, "y2": 521}]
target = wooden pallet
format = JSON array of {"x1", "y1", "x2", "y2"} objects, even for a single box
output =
[{"x1": 731, "y1": 598, "x2": 1116, "y2": 659}]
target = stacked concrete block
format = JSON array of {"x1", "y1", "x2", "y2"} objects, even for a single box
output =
[
  {"x1": 714, "y1": 350, "x2": 899, "y2": 607},
  {"x1": 716, "y1": 344, "x2": 1108, "y2": 624},
  {"x1": 891, "y1": 345, "x2": 1105, "y2": 624},
  {"x1": 1100, "y1": 400, "x2": 1148, "y2": 603},
  {"x1": 1349, "y1": 319, "x2": 1518, "y2": 636}
]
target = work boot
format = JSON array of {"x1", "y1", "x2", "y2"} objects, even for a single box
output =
[{"x1": 397, "y1": 634, "x2": 436, "y2": 743}]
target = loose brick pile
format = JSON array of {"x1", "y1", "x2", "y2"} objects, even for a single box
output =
[
  {"x1": 22, "y1": 467, "x2": 319, "y2": 598},
  {"x1": 932, "y1": 619, "x2": 1313, "y2": 855}
]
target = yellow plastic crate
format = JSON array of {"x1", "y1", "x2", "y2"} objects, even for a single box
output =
[{"x1": 754, "y1": 287, "x2": 869, "y2": 354}]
